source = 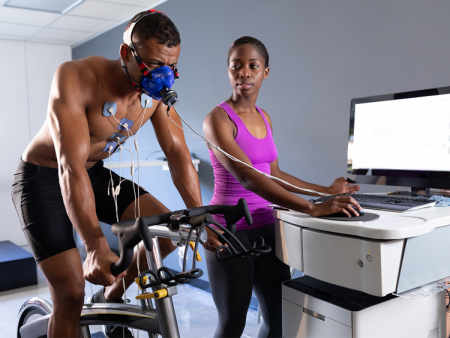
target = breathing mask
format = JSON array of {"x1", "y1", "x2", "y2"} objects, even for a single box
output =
[{"x1": 122, "y1": 9, "x2": 179, "y2": 107}]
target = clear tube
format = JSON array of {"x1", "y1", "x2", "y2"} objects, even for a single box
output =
[{"x1": 171, "y1": 106, "x2": 331, "y2": 197}]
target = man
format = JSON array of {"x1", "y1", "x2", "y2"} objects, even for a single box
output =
[{"x1": 11, "y1": 10, "x2": 201, "y2": 338}]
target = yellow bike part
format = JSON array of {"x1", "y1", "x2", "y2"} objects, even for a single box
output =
[
  {"x1": 135, "y1": 288, "x2": 168, "y2": 300},
  {"x1": 189, "y1": 242, "x2": 202, "y2": 261},
  {"x1": 134, "y1": 276, "x2": 148, "y2": 290}
]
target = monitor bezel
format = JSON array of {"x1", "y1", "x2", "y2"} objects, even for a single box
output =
[{"x1": 347, "y1": 86, "x2": 450, "y2": 190}]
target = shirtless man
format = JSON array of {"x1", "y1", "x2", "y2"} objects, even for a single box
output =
[{"x1": 11, "y1": 10, "x2": 201, "y2": 338}]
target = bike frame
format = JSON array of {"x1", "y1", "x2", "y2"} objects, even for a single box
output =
[{"x1": 18, "y1": 225, "x2": 200, "y2": 338}]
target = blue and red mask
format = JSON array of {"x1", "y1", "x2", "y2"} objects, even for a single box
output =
[{"x1": 121, "y1": 9, "x2": 179, "y2": 100}]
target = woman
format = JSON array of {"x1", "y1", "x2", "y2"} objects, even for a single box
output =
[{"x1": 202, "y1": 36, "x2": 361, "y2": 338}]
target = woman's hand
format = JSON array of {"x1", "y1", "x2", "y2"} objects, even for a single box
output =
[
  {"x1": 310, "y1": 195, "x2": 362, "y2": 217},
  {"x1": 328, "y1": 177, "x2": 360, "y2": 195},
  {"x1": 202, "y1": 227, "x2": 226, "y2": 252}
]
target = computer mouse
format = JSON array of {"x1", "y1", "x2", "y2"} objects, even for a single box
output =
[{"x1": 328, "y1": 205, "x2": 364, "y2": 217}]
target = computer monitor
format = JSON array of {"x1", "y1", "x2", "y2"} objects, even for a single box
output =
[{"x1": 347, "y1": 86, "x2": 450, "y2": 196}]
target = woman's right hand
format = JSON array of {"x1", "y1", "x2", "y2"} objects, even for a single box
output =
[
  {"x1": 202, "y1": 227, "x2": 227, "y2": 252},
  {"x1": 310, "y1": 195, "x2": 361, "y2": 217}
]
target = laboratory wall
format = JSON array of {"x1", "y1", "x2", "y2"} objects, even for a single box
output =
[{"x1": 0, "y1": 40, "x2": 71, "y2": 246}]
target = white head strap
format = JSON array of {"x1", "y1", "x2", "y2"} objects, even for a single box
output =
[{"x1": 123, "y1": 10, "x2": 161, "y2": 48}]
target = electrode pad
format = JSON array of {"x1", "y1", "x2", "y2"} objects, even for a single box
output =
[
  {"x1": 103, "y1": 141, "x2": 118, "y2": 153},
  {"x1": 103, "y1": 102, "x2": 117, "y2": 116},
  {"x1": 110, "y1": 132, "x2": 127, "y2": 143},
  {"x1": 118, "y1": 118, "x2": 134, "y2": 131},
  {"x1": 141, "y1": 93, "x2": 152, "y2": 108}
]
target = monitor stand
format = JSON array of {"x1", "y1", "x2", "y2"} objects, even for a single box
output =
[{"x1": 391, "y1": 187, "x2": 431, "y2": 197}]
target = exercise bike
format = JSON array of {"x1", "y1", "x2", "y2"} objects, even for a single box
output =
[{"x1": 16, "y1": 198, "x2": 271, "y2": 338}]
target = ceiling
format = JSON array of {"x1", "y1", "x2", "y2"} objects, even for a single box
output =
[{"x1": 0, "y1": 0, "x2": 167, "y2": 47}]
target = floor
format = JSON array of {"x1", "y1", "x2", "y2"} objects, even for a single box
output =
[{"x1": 0, "y1": 263, "x2": 262, "y2": 338}]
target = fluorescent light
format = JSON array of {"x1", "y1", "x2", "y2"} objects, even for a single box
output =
[{"x1": 4, "y1": 0, "x2": 84, "y2": 14}]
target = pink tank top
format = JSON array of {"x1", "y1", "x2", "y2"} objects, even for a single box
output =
[{"x1": 209, "y1": 102, "x2": 278, "y2": 230}]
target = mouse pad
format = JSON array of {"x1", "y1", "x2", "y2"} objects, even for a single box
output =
[{"x1": 318, "y1": 212, "x2": 380, "y2": 222}]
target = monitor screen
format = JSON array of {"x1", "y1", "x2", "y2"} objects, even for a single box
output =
[{"x1": 348, "y1": 87, "x2": 450, "y2": 191}]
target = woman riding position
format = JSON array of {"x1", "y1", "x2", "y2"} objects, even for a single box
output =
[{"x1": 202, "y1": 36, "x2": 361, "y2": 338}]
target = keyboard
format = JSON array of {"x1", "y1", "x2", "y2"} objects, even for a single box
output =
[{"x1": 310, "y1": 193, "x2": 436, "y2": 212}]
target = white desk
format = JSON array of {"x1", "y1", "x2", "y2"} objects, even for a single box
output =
[
  {"x1": 274, "y1": 207, "x2": 450, "y2": 297},
  {"x1": 104, "y1": 159, "x2": 200, "y2": 171}
]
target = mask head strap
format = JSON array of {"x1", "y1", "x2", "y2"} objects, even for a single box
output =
[{"x1": 121, "y1": 59, "x2": 143, "y2": 93}]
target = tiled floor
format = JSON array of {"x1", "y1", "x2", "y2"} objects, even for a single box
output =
[{"x1": 0, "y1": 264, "x2": 262, "y2": 338}]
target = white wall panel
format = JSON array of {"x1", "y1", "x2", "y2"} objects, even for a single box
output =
[
  {"x1": 0, "y1": 39, "x2": 29, "y2": 245},
  {"x1": 0, "y1": 39, "x2": 71, "y2": 246},
  {"x1": 25, "y1": 42, "x2": 71, "y2": 142}
]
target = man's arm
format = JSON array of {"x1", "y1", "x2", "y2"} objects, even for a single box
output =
[
  {"x1": 48, "y1": 62, "x2": 123, "y2": 285},
  {"x1": 151, "y1": 103, "x2": 202, "y2": 208}
]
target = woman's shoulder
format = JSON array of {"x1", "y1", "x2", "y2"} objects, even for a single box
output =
[
  {"x1": 203, "y1": 105, "x2": 237, "y2": 139},
  {"x1": 204, "y1": 105, "x2": 231, "y2": 125},
  {"x1": 257, "y1": 107, "x2": 274, "y2": 129}
]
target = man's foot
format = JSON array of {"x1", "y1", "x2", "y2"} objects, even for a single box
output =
[{"x1": 87, "y1": 287, "x2": 133, "y2": 338}]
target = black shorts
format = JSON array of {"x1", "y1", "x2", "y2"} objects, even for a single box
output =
[{"x1": 11, "y1": 158, "x2": 148, "y2": 264}]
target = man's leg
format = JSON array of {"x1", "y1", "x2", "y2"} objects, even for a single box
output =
[
  {"x1": 104, "y1": 193, "x2": 177, "y2": 300},
  {"x1": 39, "y1": 248, "x2": 85, "y2": 338}
]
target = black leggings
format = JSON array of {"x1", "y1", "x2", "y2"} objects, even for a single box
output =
[{"x1": 204, "y1": 224, "x2": 291, "y2": 338}]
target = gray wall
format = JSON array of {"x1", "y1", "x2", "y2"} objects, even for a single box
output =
[
  {"x1": 74, "y1": 0, "x2": 450, "y2": 196},
  {"x1": 73, "y1": 0, "x2": 450, "y2": 276}
]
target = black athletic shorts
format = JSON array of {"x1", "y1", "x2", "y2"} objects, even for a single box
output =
[{"x1": 11, "y1": 158, "x2": 148, "y2": 264}]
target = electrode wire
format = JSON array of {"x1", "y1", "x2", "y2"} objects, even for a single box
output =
[
  {"x1": 107, "y1": 148, "x2": 120, "y2": 223},
  {"x1": 171, "y1": 106, "x2": 331, "y2": 197},
  {"x1": 107, "y1": 102, "x2": 150, "y2": 306}
]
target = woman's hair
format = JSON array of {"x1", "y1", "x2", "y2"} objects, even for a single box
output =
[{"x1": 227, "y1": 36, "x2": 269, "y2": 68}]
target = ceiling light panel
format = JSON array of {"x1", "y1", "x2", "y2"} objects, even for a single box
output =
[
  {"x1": 4, "y1": 0, "x2": 82, "y2": 14},
  {"x1": 0, "y1": 34, "x2": 25, "y2": 41},
  {"x1": 101, "y1": 0, "x2": 166, "y2": 7},
  {"x1": 67, "y1": 0, "x2": 143, "y2": 21},
  {"x1": 32, "y1": 27, "x2": 91, "y2": 43},
  {"x1": 0, "y1": 21, "x2": 41, "y2": 37},
  {"x1": 50, "y1": 15, "x2": 114, "y2": 32},
  {"x1": 0, "y1": 6, "x2": 60, "y2": 26}
]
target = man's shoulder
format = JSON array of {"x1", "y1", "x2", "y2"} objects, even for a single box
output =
[{"x1": 57, "y1": 56, "x2": 111, "y2": 85}]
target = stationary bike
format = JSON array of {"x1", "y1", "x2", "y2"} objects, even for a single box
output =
[{"x1": 17, "y1": 198, "x2": 271, "y2": 338}]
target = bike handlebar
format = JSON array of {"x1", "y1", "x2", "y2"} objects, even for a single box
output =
[{"x1": 110, "y1": 198, "x2": 253, "y2": 277}]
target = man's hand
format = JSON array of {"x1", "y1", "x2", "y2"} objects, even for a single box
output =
[
  {"x1": 202, "y1": 227, "x2": 226, "y2": 252},
  {"x1": 83, "y1": 239, "x2": 126, "y2": 286},
  {"x1": 310, "y1": 195, "x2": 361, "y2": 217},
  {"x1": 329, "y1": 177, "x2": 360, "y2": 195}
]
